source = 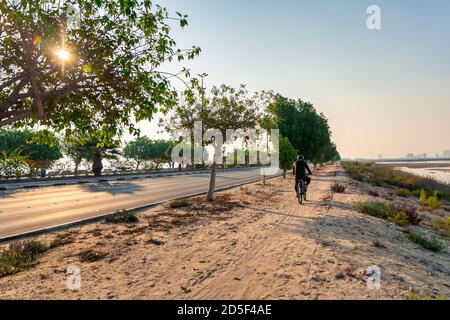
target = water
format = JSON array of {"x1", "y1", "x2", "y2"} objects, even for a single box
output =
[{"x1": 396, "y1": 166, "x2": 450, "y2": 186}]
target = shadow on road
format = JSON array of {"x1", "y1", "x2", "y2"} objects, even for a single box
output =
[{"x1": 81, "y1": 181, "x2": 145, "y2": 196}]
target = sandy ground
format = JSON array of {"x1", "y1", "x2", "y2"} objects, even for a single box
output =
[{"x1": 0, "y1": 164, "x2": 449, "y2": 300}]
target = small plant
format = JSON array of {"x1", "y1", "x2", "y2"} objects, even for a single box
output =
[
  {"x1": 169, "y1": 198, "x2": 191, "y2": 209},
  {"x1": 0, "y1": 240, "x2": 48, "y2": 277},
  {"x1": 408, "y1": 231, "x2": 445, "y2": 252},
  {"x1": 419, "y1": 189, "x2": 428, "y2": 206},
  {"x1": 431, "y1": 215, "x2": 450, "y2": 237},
  {"x1": 105, "y1": 212, "x2": 138, "y2": 224},
  {"x1": 331, "y1": 182, "x2": 347, "y2": 193},
  {"x1": 367, "y1": 189, "x2": 380, "y2": 197},
  {"x1": 79, "y1": 249, "x2": 108, "y2": 262},
  {"x1": 355, "y1": 201, "x2": 393, "y2": 219},
  {"x1": 427, "y1": 191, "x2": 442, "y2": 210},
  {"x1": 406, "y1": 292, "x2": 448, "y2": 300},
  {"x1": 393, "y1": 188, "x2": 410, "y2": 197},
  {"x1": 49, "y1": 233, "x2": 74, "y2": 249},
  {"x1": 392, "y1": 202, "x2": 422, "y2": 225},
  {"x1": 388, "y1": 212, "x2": 410, "y2": 227}
]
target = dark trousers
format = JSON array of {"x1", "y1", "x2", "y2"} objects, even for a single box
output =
[{"x1": 295, "y1": 176, "x2": 311, "y2": 191}]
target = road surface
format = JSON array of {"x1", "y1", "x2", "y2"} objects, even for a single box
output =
[{"x1": 0, "y1": 168, "x2": 276, "y2": 240}]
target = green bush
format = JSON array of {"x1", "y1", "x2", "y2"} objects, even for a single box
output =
[
  {"x1": 388, "y1": 212, "x2": 410, "y2": 227},
  {"x1": 408, "y1": 231, "x2": 445, "y2": 252},
  {"x1": 419, "y1": 189, "x2": 428, "y2": 206},
  {"x1": 431, "y1": 215, "x2": 450, "y2": 237},
  {"x1": 427, "y1": 191, "x2": 442, "y2": 210},
  {"x1": 406, "y1": 292, "x2": 448, "y2": 300},
  {"x1": 355, "y1": 201, "x2": 393, "y2": 219},
  {"x1": 356, "y1": 201, "x2": 422, "y2": 225},
  {"x1": 0, "y1": 240, "x2": 48, "y2": 277}
]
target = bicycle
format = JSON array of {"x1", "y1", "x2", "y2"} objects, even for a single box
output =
[{"x1": 296, "y1": 179, "x2": 308, "y2": 204}]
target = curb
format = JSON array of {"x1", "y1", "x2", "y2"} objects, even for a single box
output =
[{"x1": 0, "y1": 173, "x2": 282, "y2": 243}]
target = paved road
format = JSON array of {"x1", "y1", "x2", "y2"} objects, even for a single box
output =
[{"x1": 0, "y1": 168, "x2": 277, "y2": 240}]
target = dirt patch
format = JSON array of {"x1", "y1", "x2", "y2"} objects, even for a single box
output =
[{"x1": 0, "y1": 165, "x2": 448, "y2": 300}]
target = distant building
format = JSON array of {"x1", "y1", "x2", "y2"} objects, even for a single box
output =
[
  {"x1": 423, "y1": 153, "x2": 427, "y2": 159},
  {"x1": 444, "y1": 150, "x2": 450, "y2": 158},
  {"x1": 406, "y1": 153, "x2": 414, "y2": 159},
  {"x1": 377, "y1": 154, "x2": 383, "y2": 159}
]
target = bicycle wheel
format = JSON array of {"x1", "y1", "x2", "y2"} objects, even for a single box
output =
[{"x1": 297, "y1": 183, "x2": 303, "y2": 204}]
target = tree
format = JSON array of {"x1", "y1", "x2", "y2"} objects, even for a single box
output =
[
  {"x1": 123, "y1": 137, "x2": 171, "y2": 170},
  {"x1": 279, "y1": 137, "x2": 297, "y2": 178},
  {"x1": 0, "y1": 0, "x2": 200, "y2": 140},
  {"x1": 323, "y1": 143, "x2": 340, "y2": 163},
  {"x1": 269, "y1": 95, "x2": 333, "y2": 166},
  {"x1": 0, "y1": 128, "x2": 62, "y2": 172},
  {"x1": 165, "y1": 84, "x2": 268, "y2": 201},
  {"x1": 0, "y1": 148, "x2": 29, "y2": 180}
]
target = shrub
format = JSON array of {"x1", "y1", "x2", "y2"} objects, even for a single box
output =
[
  {"x1": 406, "y1": 292, "x2": 448, "y2": 300},
  {"x1": 79, "y1": 249, "x2": 107, "y2": 262},
  {"x1": 388, "y1": 212, "x2": 410, "y2": 227},
  {"x1": 419, "y1": 189, "x2": 428, "y2": 206},
  {"x1": 394, "y1": 188, "x2": 410, "y2": 197},
  {"x1": 367, "y1": 189, "x2": 380, "y2": 197},
  {"x1": 169, "y1": 198, "x2": 191, "y2": 209},
  {"x1": 0, "y1": 240, "x2": 48, "y2": 277},
  {"x1": 408, "y1": 231, "x2": 445, "y2": 252},
  {"x1": 392, "y1": 202, "x2": 422, "y2": 225},
  {"x1": 105, "y1": 212, "x2": 138, "y2": 224},
  {"x1": 355, "y1": 201, "x2": 393, "y2": 219},
  {"x1": 427, "y1": 191, "x2": 442, "y2": 210},
  {"x1": 331, "y1": 182, "x2": 347, "y2": 193},
  {"x1": 431, "y1": 215, "x2": 450, "y2": 237}
]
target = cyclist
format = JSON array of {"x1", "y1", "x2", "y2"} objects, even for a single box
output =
[{"x1": 293, "y1": 155, "x2": 312, "y2": 192}]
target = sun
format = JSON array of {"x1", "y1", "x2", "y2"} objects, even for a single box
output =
[{"x1": 55, "y1": 48, "x2": 70, "y2": 62}]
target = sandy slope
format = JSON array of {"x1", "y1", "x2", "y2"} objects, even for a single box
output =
[{"x1": 0, "y1": 164, "x2": 448, "y2": 299}]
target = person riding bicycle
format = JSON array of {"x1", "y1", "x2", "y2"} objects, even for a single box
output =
[{"x1": 293, "y1": 155, "x2": 312, "y2": 191}]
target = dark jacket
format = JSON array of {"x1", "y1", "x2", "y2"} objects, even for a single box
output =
[{"x1": 293, "y1": 160, "x2": 312, "y2": 179}]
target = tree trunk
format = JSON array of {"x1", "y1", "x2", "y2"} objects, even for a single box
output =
[
  {"x1": 283, "y1": 169, "x2": 286, "y2": 178},
  {"x1": 74, "y1": 161, "x2": 80, "y2": 176},
  {"x1": 92, "y1": 150, "x2": 103, "y2": 176},
  {"x1": 206, "y1": 161, "x2": 217, "y2": 202}
]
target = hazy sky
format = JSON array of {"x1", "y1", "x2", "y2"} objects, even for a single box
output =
[{"x1": 138, "y1": 0, "x2": 450, "y2": 159}]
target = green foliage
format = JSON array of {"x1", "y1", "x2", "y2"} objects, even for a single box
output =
[
  {"x1": 123, "y1": 137, "x2": 171, "y2": 170},
  {"x1": 278, "y1": 137, "x2": 297, "y2": 178},
  {"x1": 431, "y1": 215, "x2": 450, "y2": 237},
  {"x1": 406, "y1": 292, "x2": 448, "y2": 300},
  {"x1": 0, "y1": 240, "x2": 48, "y2": 278},
  {"x1": 388, "y1": 212, "x2": 410, "y2": 227},
  {"x1": 427, "y1": 191, "x2": 442, "y2": 210},
  {"x1": 0, "y1": 129, "x2": 62, "y2": 165},
  {"x1": 355, "y1": 201, "x2": 393, "y2": 219},
  {"x1": 0, "y1": 148, "x2": 29, "y2": 179},
  {"x1": 0, "y1": 0, "x2": 200, "y2": 138},
  {"x1": 393, "y1": 188, "x2": 410, "y2": 197},
  {"x1": 419, "y1": 189, "x2": 428, "y2": 205},
  {"x1": 407, "y1": 231, "x2": 445, "y2": 252},
  {"x1": 268, "y1": 95, "x2": 339, "y2": 165},
  {"x1": 356, "y1": 201, "x2": 422, "y2": 225}
]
